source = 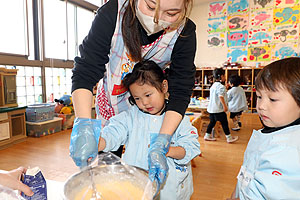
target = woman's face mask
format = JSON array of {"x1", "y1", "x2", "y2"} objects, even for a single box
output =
[{"x1": 136, "y1": 6, "x2": 172, "y2": 36}]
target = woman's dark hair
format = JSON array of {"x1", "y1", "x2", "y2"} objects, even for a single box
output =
[
  {"x1": 122, "y1": 60, "x2": 167, "y2": 104},
  {"x1": 256, "y1": 57, "x2": 300, "y2": 107},
  {"x1": 213, "y1": 68, "x2": 225, "y2": 80},
  {"x1": 228, "y1": 74, "x2": 241, "y2": 87},
  {"x1": 121, "y1": 0, "x2": 142, "y2": 62},
  {"x1": 121, "y1": 0, "x2": 193, "y2": 62}
]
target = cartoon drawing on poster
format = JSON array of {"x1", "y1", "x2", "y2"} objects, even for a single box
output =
[
  {"x1": 227, "y1": 30, "x2": 248, "y2": 47},
  {"x1": 248, "y1": 28, "x2": 272, "y2": 46},
  {"x1": 272, "y1": 43, "x2": 298, "y2": 60},
  {"x1": 275, "y1": 0, "x2": 300, "y2": 8},
  {"x1": 273, "y1": 6, "x2": 300, "y2": 26},
  {"x1": 209, "y1": 1, "x2": 227, "y2": 18},
  {"x1": 273, "y1": 24, "x2": 299, "y2": 43},
  {"x1": 250, "y1": 0, "x2": 273, "y2": 10},
  {"x1": 207, "y1": 17, "x2": 227, "y2": 33},
  {"x1": 227, "y1": 13, "x2": 249, "y2": 31},
  {"x1": 228, "y1": 0, "x2": 249, "y2": 15},
  {"x1": 248, "y1": 45, "x2": 271, "y2": 61},
  {"x1": 227, "y1": 47, "x2": 248, "y2": 62},
  {"x1": 208, "y1": 33, "x2": 226, "y2": 47},
  {"x1": 249, "y1": 8, "x2": 273, "y2": 28}
]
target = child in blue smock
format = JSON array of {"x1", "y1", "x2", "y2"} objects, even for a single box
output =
[
  {"x1": 98, "y1": 60, "x2": 201, "y2": 200},
  {"x1": 227, "y1": 75, "x2": 248, "y2": 131},
  {"x1": 205, "y1": 68, "x2": 238, "y2": 143},
  {"x1": 229, "y1": 57, "x2": 300, "y2": 200}
]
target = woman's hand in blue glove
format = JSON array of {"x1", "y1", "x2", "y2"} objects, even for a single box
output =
[
  {"x1": 69, "y1": 118, "x2": 101, "y2": 168},
  {"x1": 148, "y1": 133, "x2": 172, "y2": 185}
]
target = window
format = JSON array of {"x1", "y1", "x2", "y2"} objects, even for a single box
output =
[
  {"x1": 45, "y1": 67, "x2": 72, "y2": 102},
  {"x1": 43, "y1": 0, "x2": 67, "y2": 59},
  {"x1": 0, "y1": 0, "x2": 104, "y2": 106},
  {"x1": 16, "y1": 66, "x2": 43, "y2": 107},
  {"x1": 0, "y1": 0, "x2": 28, "y2": 55}
]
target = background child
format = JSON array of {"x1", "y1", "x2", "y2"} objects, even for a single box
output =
[
  {"x1": 227, "y1": 75, "x2": 248, "y2": 131},
  {"x1": 229, "y1": 57, "x2": 300, "y2": 199},
  {"x1": 98, "y1": 60, "x2": 201, "y2": 200},
  {"x1": 205, "y1": 68, "x2": 238, "y2": 143}
]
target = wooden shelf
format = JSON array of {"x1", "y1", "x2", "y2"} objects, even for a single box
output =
[
  {"x1": 193, "y1": 67, "x2": 263, "y2": 113},
  {"x1": 0, "y1": 108, "x2": 26, "y2": 149}
]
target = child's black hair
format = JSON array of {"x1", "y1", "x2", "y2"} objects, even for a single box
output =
[
  {"x1": 122, "y1": 60, "x2": 167, "y2": 105},
  {"x1": 256, "y1": 57, "x2": 300, "y2": 107},
  {"x1": 228, "y1": 74, "x2": 241, "y2": 87},
  {"x1": 213, "y1": 68, "x2": 225, "y2": 80}
]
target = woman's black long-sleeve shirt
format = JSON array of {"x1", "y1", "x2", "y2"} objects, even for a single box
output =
[{"x1": 72, "y1": 0, "x2": 196, "y2": 116}]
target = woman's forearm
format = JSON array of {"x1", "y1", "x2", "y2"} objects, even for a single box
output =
[
  {"x1": 166, "y1": 146, "x2": 186, "y2": 159},
  {"x1": 72, "y1": 89, "x2": 94, "y2": 118},
  {"x1": 159, "y1": 110, "x2": 182, "y2": 135}
]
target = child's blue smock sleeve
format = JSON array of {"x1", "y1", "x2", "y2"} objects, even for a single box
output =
[
  {"x1": 172, "y1": 117, "x2": 201, "y2": 165},
  {"x1": 101, "y1": 110, "x2": 131, "y2": 152}
]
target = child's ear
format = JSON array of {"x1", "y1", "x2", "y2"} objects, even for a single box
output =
[{"x1": 162, "y1": 80, "x2": 168, "y2": 93}]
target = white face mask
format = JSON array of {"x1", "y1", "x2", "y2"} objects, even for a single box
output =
[{"x1": 136, "y1": 6, "x2": 172, "y2": 36}]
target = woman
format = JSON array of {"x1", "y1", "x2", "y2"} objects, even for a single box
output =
[{"x1": 70, "y1": 0, "x2": 196, "y2": 185}]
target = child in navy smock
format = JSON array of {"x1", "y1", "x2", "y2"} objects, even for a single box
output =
[
  {"x1": 98, "y1": 60, "x2": 201, "y2": 200},
  {"x1": 229, "y1": 57, "x2": 300, "y2": 199},
  {"x1": 227, "y1": 75, "x2": 248, "y2": 131},
  {"x1": 205, "y1": 68, "x2": 238, "y2": 143}
]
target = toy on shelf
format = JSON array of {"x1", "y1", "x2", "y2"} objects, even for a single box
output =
[
  {"x1": 54, "y1": 95, "x2": 75, "y2": 130},
  {"x1": 54, "y1": 95, "x2": 73, "y2": 114}
]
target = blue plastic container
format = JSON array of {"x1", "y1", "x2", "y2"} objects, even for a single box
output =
[{"x1": 26, "y1": 103, "x2": 55, "y2": 122}]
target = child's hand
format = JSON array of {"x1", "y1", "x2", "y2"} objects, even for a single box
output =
[{"x1": 0, "y1": 167, "x2": 33, "y2": 196}]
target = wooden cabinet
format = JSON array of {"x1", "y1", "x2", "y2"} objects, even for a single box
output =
[
  {"x1": 0, "y1": 68, "x2": 18, "y2": 108},
  {"x1": 0, "y1": 107, "x2": 27, "y2": 149},
  {"x1": 192, "y1": 67, "x2": 264, "y2": 113}
]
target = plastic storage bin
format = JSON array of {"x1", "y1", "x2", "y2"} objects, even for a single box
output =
[
  {"x1": 26, "y1": 117, "x2": 62, "y2": 137},
  {"x1": 26, "y1": 103, "x2": 55, "y2": 122},
  {"x1": 55, "y1": 113, "x2": 75, "y2": 130}
]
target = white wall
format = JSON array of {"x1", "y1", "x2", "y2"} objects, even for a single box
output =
[{"x1": 190, "y1": 1, "x2": 228, "y2": 68}]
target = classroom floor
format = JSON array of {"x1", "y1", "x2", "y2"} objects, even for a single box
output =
[{"x1": 0, "y1": 113, "x2": 262, "y2": 200}]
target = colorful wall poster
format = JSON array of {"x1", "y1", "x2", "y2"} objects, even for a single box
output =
[
  {"x1": 248, "y1": 45, "x2": 272, "y2": 61},
  {"x1": 227, "y1": 47, "x2": 248, "y2": 62},
  {"x1": 249, "y1": 8, "x2": 273, "y2": 28},
  {"x1": 208, "y1": 33, "x2": 226, "y2": 47},
  {"x1": 274, "y1": 0, "x2": 300, "y2": 8},
  {"x1": 250, "y1": 0, "x2": 274, "y2": 10},
  {"x1": 209, "y1": 1, "x2": 227, "y2": 18},
  {"x1": 228, "y1": 0, "x2": 249, "y2": 15},
  {"x1": 248, "y1": 27, "x2": 272, "y2": 46},
  {"x1": 272, "y1": 43, "x2": 298, "y2": 60},
  {"x1": 273, "y1": 6, "x2": 300, "y2": 26},
  {"x1": 207, "y1": 17, "x2": 227, "y2": 33},
  {"x1": 273, "y1": 24, "x2": 299, "y2": 43},
  {"x1": 227, "y1": 13, "x2": 249, "y2": 31},
  {"x1": 227, "y1": 30, "x2": 248, "y2": 47}
]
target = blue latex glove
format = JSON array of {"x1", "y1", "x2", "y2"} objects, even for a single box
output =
[
  {"x1": 148, "y1": 133, "x2": 172, "y2": 185},
  {"x1": 69, "y1": 117, "x2": 101, "y2": 168}
]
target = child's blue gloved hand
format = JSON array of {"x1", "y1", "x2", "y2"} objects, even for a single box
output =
[
  {"x1": 148, "y1": 133, "x2": 172, "y2": 185},
  {"x1": 69, "y1": 118, "x2": 101, "y2": 168}
]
